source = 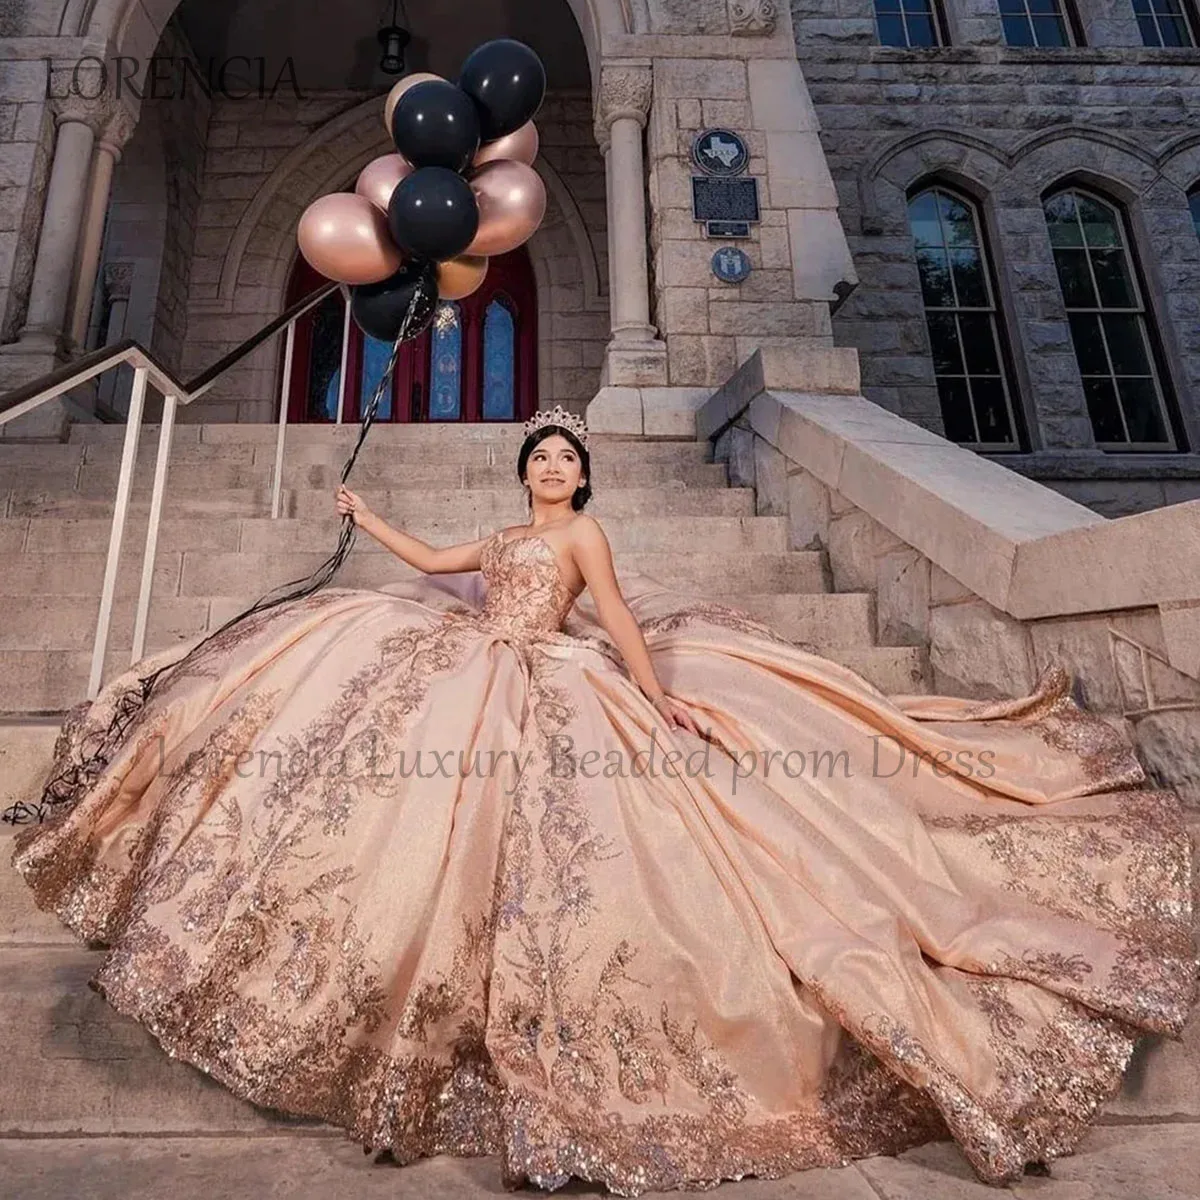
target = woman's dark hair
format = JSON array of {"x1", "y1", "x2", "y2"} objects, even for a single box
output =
[{"x1": 517, "y1": 424, "x2": 592, "y2": 511}]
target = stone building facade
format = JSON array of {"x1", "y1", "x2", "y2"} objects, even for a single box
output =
[
  {"x1": 794, "y1": 0, "x2": 1200, "y2": 513},
  {"x1": 0, "y1": 0, "x2": 1195, "y2": 513}
]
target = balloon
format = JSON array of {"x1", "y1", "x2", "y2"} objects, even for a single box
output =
[
  {"x1": 437, "y1": 255, "x2": 489, "y2": 300},
  {"x1": 350, "y1": 259, "x2": 439, "y2": 342},
  {"x1": 390, "y1": 79, "x2": 480, "y2": 173},
  {"x1": 466, "y1": 160, "x2": 546, "y2": 256},
  {"x1": 473, "y1": 120, "x2": 539, "y2": 168},
  {"x1": 382, "y1": 72, "x2": 443, "y2": 134},
  {"x1": 458, "y1": 39, "x2": 546, "y2": 141},
  {"x1": 296, "y1": 193, "x2": 402, "y2": 285},
  {"x1": 388, "y1": 166, "x2": 480, "y2": 262},
  {"x1": 355, "y1": 153, "x2": 413, "y2": 213}
]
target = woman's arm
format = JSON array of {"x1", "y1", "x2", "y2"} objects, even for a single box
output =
[
  {"x1": 570, "y1": 517, "x2": 701, "y2": 735},
  {"x1": 335, "y1": 485, "x2": 490, "y2": 574}
]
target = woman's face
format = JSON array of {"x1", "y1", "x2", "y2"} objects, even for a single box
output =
[{"x1": 524, "y1": 434, "x2": 585, "y2": 503}]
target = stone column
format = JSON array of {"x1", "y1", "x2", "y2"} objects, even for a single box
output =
[
  {"x1": 8, "y1": 97, "x2": 108, "y2": 356},
  {"x1": 68, "y1": 107, "x2": 137, "y2": 352},
  {"x1": 596, "y1": 63, "x2": 667, "y2": 387}
]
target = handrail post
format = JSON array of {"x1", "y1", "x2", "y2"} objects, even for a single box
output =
[
  {"x1": 335, "y1": 284, "x2": 351, "y2": 424},
  {"x1": 271, "y1": 322, "x2": 295, "y2": 519},
  {"x1": 89, "y1": 364, "x2": 148, "y2": 699},
  {"x1": 131, "y1": 391, "x2": 177, "y2": 664}
]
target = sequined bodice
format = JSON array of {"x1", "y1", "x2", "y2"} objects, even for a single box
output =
[{"x1": 477, "y1": 530, "x2": 578, "y2": 636}]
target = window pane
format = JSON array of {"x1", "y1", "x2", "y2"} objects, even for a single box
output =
[
  {"x1": 938, "y1": 377, "x2": 977, "y2": 442},
  {"x1": 1052, "y1": 248, "x2": 1097, "y2": 308},
  {"x1": 483, "y1": 298, "x2": 516, "y2": 420},
  {"x1": 359, "y1": 334, "x2": 393, "y2": 421},
  {"x1": 926, "y1": 312, "x2": 964, "y2": 375},
  {"x1": 1131, "y1": 0, "x2": 1151, "y2": 13},
  {"x1": 1003, "y1": 14, "x2": 1035, "y2": 44},
  {"x1": 1091, "y1": 249, "x2": 1136, "y2": 307},
  {"x1": 1068, "y1": 313, "x2": 1108, "y2": 375},
  {"x1": 875, "y1": 0, "x2": 902, "y2": 11},
  {"x1": 971, "y1": 378, "x2": 1015, "y2": 443},
  {"x1": 877, "y1": 13, "x2": 908, "y2": 44},
  {"x1": 959, "y1": 313, "x2": 1001, "y2": 374},
  {"x1": 1076, "y1": 195, "x2": 1120, "y2": 247},
  {"x1": 307, "y1": 293, "x2": 344, "y2": 422},
  {"x1": 1118, "y1": 378, "x2": 1169, "y2": 443},
  {"x1": 429, "y1": 303, "x2": 462, "y2": 420},
  {"x1": 939, "y1": 193, "x2": 979, "y2": 247},
  {"x1": 1082, "y1": 377, "x2": 1126, "y2": 443},
  {"x1": 1102, "y1": 314, "x2": 1153, "y2": 376},
  {"x1": 1032, "y1": 14, "x2": 1068, "y2": 44},
  {"x1": 1028, "y1": 0, "x2": 1060, "y2": 12},
  {"x1": 1138, "y1": 13, "x2": 1163, "y2": 44},
  {"x1": 916, "y1": 247, "x2": 954, "y2": 307},
  {"x1": 908, "y1": 191, "x2": 944, "y2": 248},
  {"x1": 1190, "y1": 191, "x2": 1200, "y2": 241},
  {"x1": 905, "y1": 13, "x2": 938, "y2": 45},
  {"x1": 1044, "y1": 192, "x2": 1083, "y2": 247},
  {"x1": 950, "y1": 248, "x2": 988, "y2": 307},
  {"x1": 998, "y1": 0, "x2": 1027, "y2": 12}
]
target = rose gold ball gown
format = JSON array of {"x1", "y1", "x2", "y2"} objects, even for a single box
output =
[{"x1": 8, "y1": 529, "x2": 1198, "y2": 1194}]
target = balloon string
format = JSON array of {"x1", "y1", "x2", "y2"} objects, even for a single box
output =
[{"x1": 2, "y1": 289, "x2": 428, "y2": 827}]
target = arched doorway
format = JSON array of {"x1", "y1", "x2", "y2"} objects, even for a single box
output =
[{"x1": 283, "y1": 248, "x2": 537, "y2": 423}]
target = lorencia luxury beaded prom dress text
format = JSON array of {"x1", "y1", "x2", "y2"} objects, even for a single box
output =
[{"x1": 6, "y1": 408, "x2": 1197, "y2": 1196}]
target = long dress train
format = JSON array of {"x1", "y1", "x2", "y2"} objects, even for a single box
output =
[{"x1": 7, "y1": 529, "x2": 1198, "y2": 1195}]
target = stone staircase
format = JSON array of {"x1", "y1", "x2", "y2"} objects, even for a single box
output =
[
  {"x1": 0, "y1": 420, "x2": 1193, "y2": 1192},
  {"x1": 0, "y1": 421, "x2": 930, "y2": 715}
]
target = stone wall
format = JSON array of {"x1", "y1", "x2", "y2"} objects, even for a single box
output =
[{"x1": 791, "y1": 0, "x2": 1200, "y2": 515}]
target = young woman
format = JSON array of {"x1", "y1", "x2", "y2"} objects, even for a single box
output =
[{"x1": 7, "y1": 408, "x2": 1197, "y2": 1196}]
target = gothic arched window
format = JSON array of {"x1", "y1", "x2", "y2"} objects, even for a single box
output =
[
  {"x1": 1189, "y1": 186, "x2": 1200, "y2": 241},
  {"x1": 908, "y1": 185, "x2": 1021, "y2": 448},
  {"x1": 873, "y1": 0, "x2": 946, "y2": 46},
  {"x1": 284, "y1": 247, "x2": 537, "y2": 424},
  {"x1": 1043, "y1": 187, "x2": 1179, "y2": 449}
]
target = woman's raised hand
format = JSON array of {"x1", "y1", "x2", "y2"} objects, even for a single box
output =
[{"x1": 335, "y1": 484, "x2": 375, "y2": 528}]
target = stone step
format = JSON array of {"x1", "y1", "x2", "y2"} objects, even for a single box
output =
[
  {"x1": 66, "y1": 422, "x2": 671, "y2": 448},
  {"x1": 0, "y1": 628, "x2": 919, "y2": 717},
  {"x1": 0, "y1": 513, "x2": 787, "y2": 558},
  {"x1": 6, "y1": 485, "x2": 754, "y2": 520},
  {"x1": 62, "y1": 435, "x2": 714, "y2": 468}
]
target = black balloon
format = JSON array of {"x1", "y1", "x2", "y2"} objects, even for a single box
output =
[
  {"x1": 458, "y1": 39, "x2": 546, "y2": 142},
  {"x1": 390, "y1": 80, "x2": 480, "y2": 172},
  {"x1": 349, "y1": 259, "x2": 438, "y2": 342},
  {"x1": 387, "y1": 167, "x2": 480, "y2": 262}
]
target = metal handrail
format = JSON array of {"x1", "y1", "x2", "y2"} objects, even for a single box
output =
[{"x1": 0, "y1": 277, "x2": 342, "y2": 700}]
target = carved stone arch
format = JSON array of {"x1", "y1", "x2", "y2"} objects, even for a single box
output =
[
  {"x1": 1005, "y1": 131, "x2": 1160, "y2": 202},
  {"x1": 861, "y1": 130, "x2": 1008, "y2": 235},
  {"x1": 1156, "y1": 133, "x2": 1200, "y2": 192}
]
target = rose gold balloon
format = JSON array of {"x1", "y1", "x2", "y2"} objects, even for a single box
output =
[
  {"x1": 473, "y1": 121, "x2": 539, "y2": 168},
  {"x1": 437, "y1": 255, "x2": 489, "y2": 300},
  {"x1": 466, "y1": 161, "x2": 547, "y2": 257},
  {"x1": 296, "y1": 193, "x2": 402, "y2": 285},
  {"x1": 355, "y1": 153, "x2": 413, "y2": 213},
  {"x1": 383, "y1": 72, "x2": 443, "y2": 133}
]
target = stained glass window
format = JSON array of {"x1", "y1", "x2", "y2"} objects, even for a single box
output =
[
  {"x1": 359, "y1": 334, "x2": 393, "y2": 421},
  {"x1": 908, "y1": 186, "x2": 1019, "y2": 448},
  {"x1": 1044, "y1": 188, "x2": 1175, "y2": 448},
  {"x1": 306, "y1": 292, "x2": 344, "y2": 422},
  {"x1": 483, "y1": 297, "x2": 516, "y2": 420},
  {"x1": 429, "y1": 302, "x2": 463, "y2": 421},
  {"x1": 874, "y1": 0, "x2": 943, "y2": 46},
  {"x1": 1133, "y1": 0, "x2": 1195, "y2": 45},
  {"x1": 999, "y1": 0, "x2": 1073, "y2": 46}
]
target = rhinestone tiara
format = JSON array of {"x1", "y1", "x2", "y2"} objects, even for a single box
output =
[{"x1": 522, "y1": 404, "x2": 589, "y2": 448}]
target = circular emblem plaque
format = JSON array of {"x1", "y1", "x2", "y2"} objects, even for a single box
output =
[
  {"x1": 711, "y1": 246, "x2": 751, "y2": 285},
  {"x1": 692, "y1": 128, "x2": 749, "y2": 177}
]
